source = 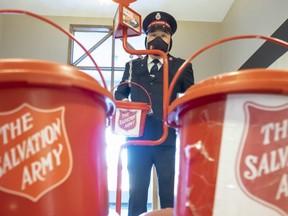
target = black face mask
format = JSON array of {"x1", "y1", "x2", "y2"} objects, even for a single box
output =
[{"x1": 147, "y1": 37, "x2": 169, "y2": 53}]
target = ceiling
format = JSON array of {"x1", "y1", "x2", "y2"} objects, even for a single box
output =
[{"x1": 0, "y1": 0, "x2": 235, "y2": 22}]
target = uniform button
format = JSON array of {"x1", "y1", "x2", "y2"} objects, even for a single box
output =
[{"x1": 150, "y1": 82, "x2": 153, "y2": 85}]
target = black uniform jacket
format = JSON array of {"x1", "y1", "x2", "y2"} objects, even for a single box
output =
[{"x1": 114, "y1": 54, "x2": 194, "y2": 146}]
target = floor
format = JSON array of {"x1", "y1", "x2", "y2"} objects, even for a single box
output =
[
  {"x1": 109, "y1": 203, "x2": 128, "y2": 216},
  {"x1": 109, "y1": 203, "x2": 152, "y2": 216}
]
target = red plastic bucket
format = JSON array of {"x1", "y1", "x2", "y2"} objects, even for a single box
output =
[
  {"x1": 111, "y1": 81, "x2": 152, "y2": 137},
  {"x1": 168, "y1": 69, "x2": 288, "y2": 216},
  {"x1": 112, "y1": 101, "x2": 150, "y2": 137},
  {"x1": 0, "y1": 59, "x2": 115, "y2": 216}
]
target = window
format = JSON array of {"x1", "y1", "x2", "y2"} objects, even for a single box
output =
[{"x1": 68, "y1": 24, "x2": 146, "y2": 89}]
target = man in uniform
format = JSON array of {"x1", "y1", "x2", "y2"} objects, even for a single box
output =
[{"x1": 114, "y1": 11, "x2": 194, "y2": 216}]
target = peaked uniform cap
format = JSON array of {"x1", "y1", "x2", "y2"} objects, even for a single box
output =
[{"x1": 143, "y1": 11, "x2": 177, "y2": 35}]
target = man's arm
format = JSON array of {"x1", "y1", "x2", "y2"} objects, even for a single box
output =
[
  {"x1": 182, "y1": 62, "x2": 194, "y2": 92},
  {"x1": 114, "y1": 62, "x2": 131, "y2": 101}
]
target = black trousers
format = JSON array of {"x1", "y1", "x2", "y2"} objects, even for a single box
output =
[{"x1": 127, "y1": 145, "x2": 176, "y2": 216}]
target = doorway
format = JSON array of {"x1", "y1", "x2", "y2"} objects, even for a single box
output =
[{"x1": 68, "y1": 24, "x2": 152, "y2": 214}]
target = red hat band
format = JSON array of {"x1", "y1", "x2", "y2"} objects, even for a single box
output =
[{"x1": 147, "y1": 20, "x2": 172, "y2": 31}]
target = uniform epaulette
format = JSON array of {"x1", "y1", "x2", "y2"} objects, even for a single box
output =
[{"x1": 128, "y1": 57, "x2": 143, "y2": 64}]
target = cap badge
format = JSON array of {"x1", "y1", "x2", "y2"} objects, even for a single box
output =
[{"x1": 155, "y1": 12, "x2": 161, "y2": 20}]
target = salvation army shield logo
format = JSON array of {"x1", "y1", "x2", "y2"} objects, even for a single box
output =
[
  {"x1": 0, "y1": 103, "x2": 72, "y2": 202},
  {"x1": 236, "y1": 102, "x2": 288, "y2": 215},
  {"x1": 118, "y1": 109, "x2": 138, "y2": 131}
]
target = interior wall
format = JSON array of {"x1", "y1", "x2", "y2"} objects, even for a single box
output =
[
  {"x1": 0, "y1": 15, "x2": 112, "y2": 63},
  {"x1": 173, "y1": 21, "x2": 222, "y2": 82},
  {"x1": 221, "y1": 0, "x2": 288, "y2": 72},
  {"x1": 270, "y1": 51, "x2": 288, "y2": 69}
]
